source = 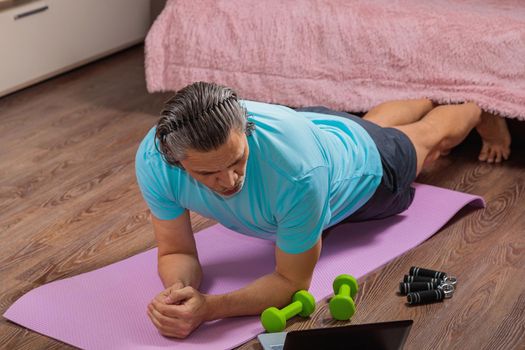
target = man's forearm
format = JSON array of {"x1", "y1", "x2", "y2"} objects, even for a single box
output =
[
  {"x1": 205, "y1": 271, "x2": 309, "y2": 321},
  {"x1": 158, "y1": 253, "x2": 202, "y2": 289}
]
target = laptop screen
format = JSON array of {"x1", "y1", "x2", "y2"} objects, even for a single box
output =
[{"x1": 283, "y1": 320, "x2": 413, "y2": 350}]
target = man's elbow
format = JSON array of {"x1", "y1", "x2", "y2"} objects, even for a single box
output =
[{"x1": 275, "y1": 271, "x2": 312, "y2": 293}]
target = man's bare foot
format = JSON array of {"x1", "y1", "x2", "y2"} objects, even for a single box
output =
[{"x1": 476, "y1": 111, "x2": 511, "y2": 163}]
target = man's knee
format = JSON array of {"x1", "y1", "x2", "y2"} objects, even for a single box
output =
[{"x1": 394, "y1": 120, "x2": 441, "y2": 152}]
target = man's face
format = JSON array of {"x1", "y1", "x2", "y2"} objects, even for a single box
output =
[{"x1": 180, "y1": 130, "x2": 249, "y2": 197}]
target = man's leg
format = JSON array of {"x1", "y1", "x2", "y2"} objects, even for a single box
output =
[
  {"x1": 363, "y1": 99, "x2": 435, "y2": 127},
  {"x1": 392, "y1": 103, "x2": 482, "y2": 175}
]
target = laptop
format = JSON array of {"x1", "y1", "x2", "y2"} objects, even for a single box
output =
[{"x1": 257, "y1": 320, "x2": 413, "y2": 350}]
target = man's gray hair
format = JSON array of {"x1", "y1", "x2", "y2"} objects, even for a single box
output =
[{"x1": 155, "y1": 81, "x2": 254, "y2": 167}]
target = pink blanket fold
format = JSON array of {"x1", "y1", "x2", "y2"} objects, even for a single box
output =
[
  {"x1": 4, "y1": 184, "x2": 484, "y2": 350},
  {"x1": 145, "y1": 0, "x2": 525, "y2": 120}
]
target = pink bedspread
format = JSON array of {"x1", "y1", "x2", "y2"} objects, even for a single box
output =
[{"x1": 145, "y1": 0, "x2": 525, "y2": 120}]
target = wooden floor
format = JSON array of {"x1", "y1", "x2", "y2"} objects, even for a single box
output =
[{"x1": 1, "y1": 45, "x2": 524, "y2": 350}]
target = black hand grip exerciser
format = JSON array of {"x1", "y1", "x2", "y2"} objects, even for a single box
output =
[
  {"x1": 409, "y1": 266, "x2": 447, "y2": 280},
  {"x1": 406, "y1": 289, "x2": 445, "y2": 305},
  {"x1": 399, "y1": 282, "x2": 439, "y2": 295},
  {"x1": 403, "y1": 275, "x2": 443, "y2": 284}
]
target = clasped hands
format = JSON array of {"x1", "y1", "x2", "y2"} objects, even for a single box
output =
[{"x1": 147, "y1": 281, "x2": 209, "y2": 338}]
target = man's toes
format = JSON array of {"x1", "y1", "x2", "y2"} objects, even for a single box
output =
[
  {"x1": 487, "y1": 148, "x2": 498, "y2": 163},
  {"x1": 494, "y1": 150, "x2": 503, "y2": 163},
  {"x1": 503, "y1": 148, "x2": 511, "y2": 160},
  {"x1": 478, "y1": 144, "x2": 490, "y2": 161}
]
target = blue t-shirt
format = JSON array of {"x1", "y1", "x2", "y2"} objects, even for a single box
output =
[{"x1": 135, "y1": 100, "x2": 382, "y2": 254}]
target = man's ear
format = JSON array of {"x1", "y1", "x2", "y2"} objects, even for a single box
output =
[{"x1": 245, "y1": 121, "x2": 255, "y2": 136}]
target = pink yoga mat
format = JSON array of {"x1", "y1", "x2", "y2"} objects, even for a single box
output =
[{"x1": 4, "y1": 184, "x2": 484, "y2": 349}]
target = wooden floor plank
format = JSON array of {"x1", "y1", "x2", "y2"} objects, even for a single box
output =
[{"x1": 1, "y1": 45, "x2": 524, "y2": 350}]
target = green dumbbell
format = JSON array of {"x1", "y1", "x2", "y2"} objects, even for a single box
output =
[
  {"x1": 260, "y1": 290, "x2": 316, "y2": 333},
  {"x1": 329, "y1": 274, "x2": 359, "y2": 321}
]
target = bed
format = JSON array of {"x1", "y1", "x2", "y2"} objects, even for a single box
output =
[{"x1": 145, "y1": 0, "x2": 525, "y2": 120}]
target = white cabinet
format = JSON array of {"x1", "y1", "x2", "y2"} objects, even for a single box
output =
[{"x1": 0, "y1": 0, "x2": 150, "y2": 97}]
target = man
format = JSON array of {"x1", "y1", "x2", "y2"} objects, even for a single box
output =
[{"x1": 136, "y1": 81, "x2": 483, "y2": 338}]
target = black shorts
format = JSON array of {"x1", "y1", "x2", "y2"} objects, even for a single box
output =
[{"x1": 295, "y1": 106, "x2": 418, "y2": 221}]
